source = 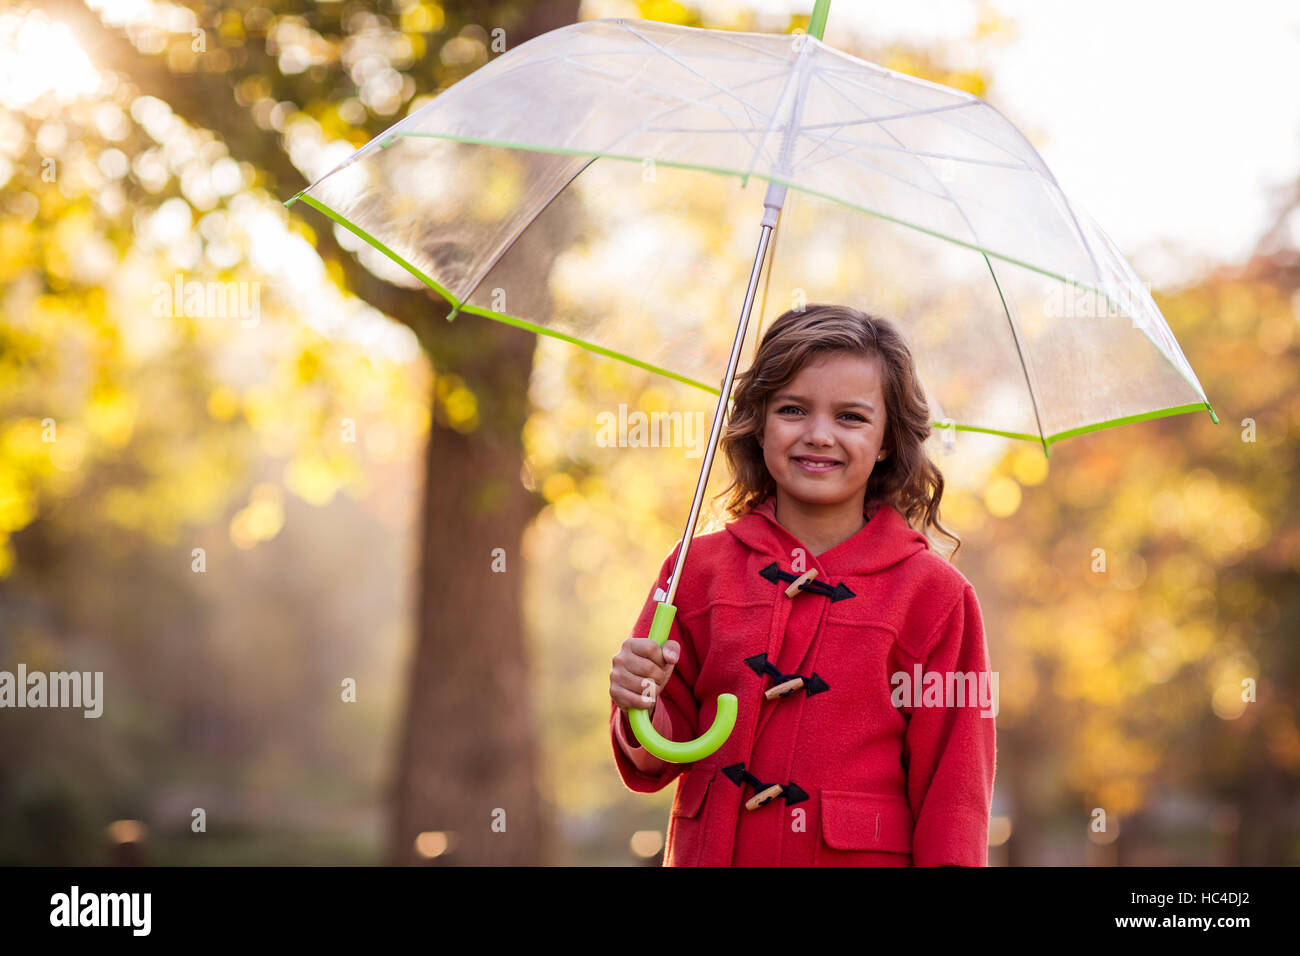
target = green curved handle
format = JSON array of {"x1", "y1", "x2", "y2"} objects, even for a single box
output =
[{"x1": 629, "y1": 601, "x2": 738, "y2": 763}]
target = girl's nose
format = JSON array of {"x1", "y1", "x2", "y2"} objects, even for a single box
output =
[{"x1": 806, "y1": 415, "x2": 835, "y2": 445}]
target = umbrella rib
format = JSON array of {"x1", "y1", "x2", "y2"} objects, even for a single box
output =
[
  {"x1": 560, "y1": 53, "x2": 785, "y2": 106},
  {"x1": 560, "y1": 42, "x2": 1012, "y2": 168},
  {"x1": 582, "y1": 62, "x2": 790, "y2": 159},
  {"x1": 639, "y1": 105, "x2": 1031, "y2": 174},
  {"x1": 687, "y1": 25, "x2": 798, "y2": 62},
  {"x1": 753, "y1": 71, "x2": 1030, "y2": 187},
  {"x1": 798, "y1": 131, "x2": 1028, "y2": 174},
  {"x1": 634, "y1": 64, "x2": 792, "y2": 125},
  {"x1": 425, "y1": 26, "x2": 780, "y2": 143},
  {"x1": 801, "y1": 71, "x2": 1109, "y2": 316},
  {"x1": 450, "y1": 155, "x2": 599, "y2": 313},
  {"x1": 628, "y1": 120, "x2": 1030, "y2": 174},
  {"x1": 576, "y1": 55, "x2": 787, "y2": 162},
  {"x1": 1080, "y1": 214, "x2": 1205, "y2": 392},
  {"x1": 566, "y1": 49, "x2": 1034, "y2": 175},
  {"x1": 801, "y1": 99, "x2": 985, "y2": 130},
  {"x1": 564, "y1": 32, "x2": 788, "y2": 65},
  {"x1": 557, "y1": 35, "x2": 1024, "y2": 171},
  {"x1": 619, "y1": 21, "x2": 776, "y2": 129},
  {"x1": 822, "y1": 68, "x2": 1030, "y2": 168},
  {"x1": 741, "y1": 38, "x2": 816, "y2": 180},
  {"x1": 802, "y1": 75, "x2": 974, "y2": 205},
  {"x1": 784, "y1": 100, "x2": 930, "y2": 185},
  {"x1": 773, "y1": 108, "x2": 957, "y2": 203},
  {"x1": 864, "y1": 99, "x2": 1052, "y2": 453},
  {"x1": 975, "y1": 100, "x2": 1106, "y2": 292},
  {"x1": 598, "y1": 99, "x2": 764, "y2": 168},
  {"x1": 777, "y1": 93, "x2": 1031, "y2": 173},
  {"x1": 559, "y1": 51, "x2": 786, "y2": 122}
]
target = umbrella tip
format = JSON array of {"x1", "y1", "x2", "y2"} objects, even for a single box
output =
[
  {"x1": 808, "y1": 0, "x2": 832, "y2": 40},
  {"x1": 1207, "y1": 404, "x2": 1220, "y2": 424}
]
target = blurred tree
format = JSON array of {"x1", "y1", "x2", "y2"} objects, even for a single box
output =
[
  {"x1": 968, "y1": 249, "x2": 1299, "y2": 864},
  {"x1": 34, "y1": 0, "x2": 583, "y2": 865},
  {"x1": 0, "y1": 8, "x2": 428, "y2": 860}
]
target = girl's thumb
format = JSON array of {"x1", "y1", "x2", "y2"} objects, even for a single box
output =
[{"x1": 664, "y1": 642, "x2": 680, "y2": 664}]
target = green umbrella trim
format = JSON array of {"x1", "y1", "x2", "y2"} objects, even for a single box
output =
[
  {"x1": 286, "y1": 190, "x2": 1219, "y2": 460},
  {"x1": 289, "y1": 130, "x2": 1216, "y2": 412}
]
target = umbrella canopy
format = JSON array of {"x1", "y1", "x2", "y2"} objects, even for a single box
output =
[
  {"x1": 286, "y1": 7, "x2": 1219, "y2": 762},
  {"x1": 286, "y1": 16, "x2": 1217, "y2": 454}
]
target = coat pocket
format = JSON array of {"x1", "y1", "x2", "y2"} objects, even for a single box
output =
[
  {"x1": 665, "y1": 766, "x2": 715, "y2": 866},
  {"x1": 814, "y1": 790, "x2": 913, "y2": 866}
]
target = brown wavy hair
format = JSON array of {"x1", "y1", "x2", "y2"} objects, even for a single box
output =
[{"x1": 712, "y1": 303, "x2": 961, "y2": 558}]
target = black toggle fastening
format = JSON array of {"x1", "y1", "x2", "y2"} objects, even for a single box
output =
[
  {"x1": 722, "y1": 762, "x2": 809, "y2": 807},
  {"x1": 744, "y1": 652, "x2": 830, "y2": 697},
  {"x1": 758, "y1": 562, "x2": 856, "y2": 602}
]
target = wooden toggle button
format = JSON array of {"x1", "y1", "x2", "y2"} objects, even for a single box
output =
[
  {"x1": 785, "y1": 567, "x2": 818, "y2": 598},
  {"x1": 745, "y1": 784, "x2": 785, "y2": 810},
  {"x1": 765, "y1": 676, "x2": 805, "y2": 700}
]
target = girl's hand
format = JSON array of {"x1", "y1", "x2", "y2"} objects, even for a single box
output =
[{"x1": 610, "y1": 637, "x2": 681, "y2": 713}]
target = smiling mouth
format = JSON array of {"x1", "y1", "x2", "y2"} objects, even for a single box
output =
[{"x1": 792, "y1": 457, "x2": 842, "y2": 471}]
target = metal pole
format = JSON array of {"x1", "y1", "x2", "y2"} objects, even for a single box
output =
[
  {"x1": 660, "y1": 21, "x2": 817, "y2": 608},
  {"x1": 664, "y1": 182, "x2": 788, "y2": 607}
]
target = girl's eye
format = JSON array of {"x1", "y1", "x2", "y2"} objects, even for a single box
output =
[{"x1": 777, "y1": 405, "x2": 867, "y2": 423}]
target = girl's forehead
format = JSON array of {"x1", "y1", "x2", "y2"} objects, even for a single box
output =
[{"x1": 784, "y1": 352, "x2": 885, "y2": 389}]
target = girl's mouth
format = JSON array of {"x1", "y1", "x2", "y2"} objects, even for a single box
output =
[{"x1": 792, "y1": 457, "x2": 842, "y2": 473}]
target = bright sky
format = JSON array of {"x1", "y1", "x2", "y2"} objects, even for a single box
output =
[
  {"x1": 713, "y1": 0, "x2": 1300, "y2": 289},
  {"x1": 15, "y1": 0, "x2": 1299, "y2": 294}
]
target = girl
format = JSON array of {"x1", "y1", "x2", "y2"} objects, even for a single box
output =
[{"x1": 610, "y1": 304, "x2": 996, "y2": 866}]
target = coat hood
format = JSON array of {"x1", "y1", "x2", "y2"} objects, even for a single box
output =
[{"x1": 725, "y1": 494, "x2": 929, "y2": 576}]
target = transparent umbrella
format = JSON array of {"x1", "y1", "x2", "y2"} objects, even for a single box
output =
[{"x1": 285, "y1": 0, "x2": 1217, "y2": 762}]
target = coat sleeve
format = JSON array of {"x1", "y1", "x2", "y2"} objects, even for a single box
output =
[
  {"x1": 610, "y1": 542, "x2": 703, "y2": 794},
  {"x1": 900, "y1": 583, "x2": 997, "y2": 866}
]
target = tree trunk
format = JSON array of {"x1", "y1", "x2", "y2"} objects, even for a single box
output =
[
  {"x1": 387, "y1": 0, "x2": 581, "y2": 866},
  {"x1": 389, "y1": 324, "x2": 545, "y2": 865}
]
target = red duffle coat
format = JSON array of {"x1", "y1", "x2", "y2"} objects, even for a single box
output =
[{"x1": 611, "y1": 493, "x2": 996, "y2": 866}]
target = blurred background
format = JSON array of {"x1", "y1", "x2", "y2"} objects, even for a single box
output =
[{"x1": 1, "y1": 0, "x2": 1297, "y2": 865}]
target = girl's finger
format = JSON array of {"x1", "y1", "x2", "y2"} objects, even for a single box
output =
[
  {"x1": 630, "y1": 637, "x2": 669, "y2": 668},
  {"x1": 619, "y1": 648, "x2": 672, "y2": 688},
  {"x1": 612, "y1": 666, "x2": 662, "y2": 700},
  {"x1": 612, "y1": 684, "x2": 656, "y2": 711}
]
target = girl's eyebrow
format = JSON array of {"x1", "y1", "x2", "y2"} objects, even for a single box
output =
[{"x1": 772, "y1": 393, "x2": 875, "y2": 412}]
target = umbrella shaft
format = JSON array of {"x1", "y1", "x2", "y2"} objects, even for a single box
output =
[{"x1": 664, "y1": 219, "x2": 776, "y2": 607}]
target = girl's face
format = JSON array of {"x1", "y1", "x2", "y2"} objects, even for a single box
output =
[{"x1": 757, "y1": 351, "x2": 889, "y2": 509}]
